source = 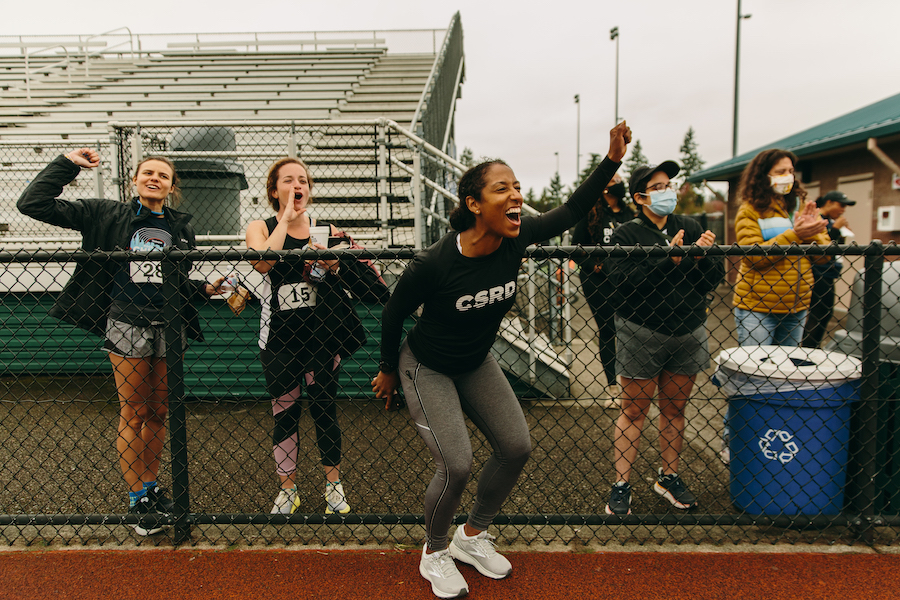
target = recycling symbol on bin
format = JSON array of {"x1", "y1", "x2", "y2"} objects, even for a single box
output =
[{"x1": 758, "y1": 429, "x2": 800, "y2": 464}]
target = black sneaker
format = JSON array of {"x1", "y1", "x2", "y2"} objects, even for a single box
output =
[
  {"x1": 145, "y1": 485, "x2": 175, "y2": 513},
  {"x1": 128, "y1": 495, "x2": 166, "y2": 536},
  {"x1": 653, "y1": 468, "x2": 698, "y2": 509},
  {"x1": 605, "y1": 482, "x2": 632, "y2": 515}
]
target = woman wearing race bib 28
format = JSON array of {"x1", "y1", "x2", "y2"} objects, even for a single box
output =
[{"x1": 18, "y1": 148, "x2": 226, "y2": 536}]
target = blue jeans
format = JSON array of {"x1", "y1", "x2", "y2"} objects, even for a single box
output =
[{"x1": 733, "y1": 308, "x2": 807, "y2": 347}]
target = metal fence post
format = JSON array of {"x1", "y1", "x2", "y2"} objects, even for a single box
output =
[
  {"x1": 412, "y1": 145, "x2": 423, "y2": 250},
  {"x1": 856, "y1": 241, "x2": 884, "y2": 542},
  {"x1": 376, "y1": 123, "x2": 389, "y2": 248},
  {"x1": 162, "y1": 252, "x2": 191, "y2": 544}
]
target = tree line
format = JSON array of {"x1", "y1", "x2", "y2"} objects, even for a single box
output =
[{"x1": 459, "y1": 127, "x2": 722, "y2": 215}]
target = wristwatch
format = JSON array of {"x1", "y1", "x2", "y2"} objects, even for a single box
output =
[{"x1": 379, "y1": 360, "x2": 396, "y2": 374}]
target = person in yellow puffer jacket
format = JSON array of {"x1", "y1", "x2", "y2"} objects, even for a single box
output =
[{"x1": 732, "y1": 149, "x2": 830, "y2": 346}]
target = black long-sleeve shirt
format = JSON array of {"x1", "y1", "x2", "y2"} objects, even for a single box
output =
[
  {"x1": 381, "y1": 156, "x2": 620, "y2": 376},
  {"x1": 607, "y1": 210, "x2": 724, "y2": 336}
]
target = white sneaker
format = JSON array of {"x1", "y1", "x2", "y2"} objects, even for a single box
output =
[
  {"x1": 448, "y1": 526, "x2": 512, "y2": 580},
  {"x1": 270, "y1": 487, "x2": 298, "y2": 515},
  {"x1": 419, "y1": 546, "x2": 469, "y2": 599},
  {"x1": 325, "y1": 481, "x2": 350, "y2": 514}
]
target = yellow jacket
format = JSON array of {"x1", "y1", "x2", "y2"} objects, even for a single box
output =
[{"x1": 733, "y1": 202, "x2": 830, "y2": 314}]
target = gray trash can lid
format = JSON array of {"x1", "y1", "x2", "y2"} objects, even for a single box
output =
[{"x1": 715, "y1": 345, "x2": 861, "y2": 382}]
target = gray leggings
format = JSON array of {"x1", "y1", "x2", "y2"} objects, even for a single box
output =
[{"x1": 399, "y1": 341, "x2": 532, "y2": 551}]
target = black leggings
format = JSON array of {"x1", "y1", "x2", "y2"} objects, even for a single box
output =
[
  {"x1": 582, "y1": 273, "x2": 617, "y2": 385},
  {"x1": 261, "y1": 349, "x2": 342, "y2": 471},
  {"x1": 399, "y1": 342, "x2": 532, "y2": 551}
]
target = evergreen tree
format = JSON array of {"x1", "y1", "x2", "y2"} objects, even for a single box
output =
[
  {"x1": 547, "y1": 171, "x2": 564, "y2": 207},
  {"x1": 679, "y1": 127, "x2": 705, "y2": 179},
  {"x1": 575, "y1": 153, "x2": 604, "y2": 186},
  {"x1": 460, "y1": 147, "x2": 475, "y2": 168},
  {"x1": 623, "y1": 140, "x2": 648, "y2": 182}
]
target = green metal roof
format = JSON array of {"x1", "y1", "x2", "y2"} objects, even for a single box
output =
[{"x1": 687, "y1": 91, "x2": 900, "y2": 183}]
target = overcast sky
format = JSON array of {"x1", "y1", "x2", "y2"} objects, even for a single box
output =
[{"x1": 3, "y1": 0, "x2": 898, "y2": 195}]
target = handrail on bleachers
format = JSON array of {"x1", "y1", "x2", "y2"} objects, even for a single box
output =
[{"x1": 167, "y1": 38, "x2": 387, "y2": 51}]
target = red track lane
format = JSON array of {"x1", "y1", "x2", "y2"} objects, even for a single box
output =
[{"x1": 1, "y1": 549, "x2": 898, "y2": 600}]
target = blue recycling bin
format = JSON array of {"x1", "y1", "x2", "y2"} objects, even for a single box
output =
[{"x1": 714, "y1": 346, "x2": 861, "y2": 515}]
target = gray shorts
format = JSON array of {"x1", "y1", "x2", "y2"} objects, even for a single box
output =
[
  {"x1": 615, "y1": 317, "x2": 710, "y2": 380},
  {"x1": 104, "y1": 318, "x2": 187, "y2": 359}
]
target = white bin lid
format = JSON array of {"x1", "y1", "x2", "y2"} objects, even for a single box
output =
[{"x1": 714, "y1": 345, "x2": 862, "y2": 382}]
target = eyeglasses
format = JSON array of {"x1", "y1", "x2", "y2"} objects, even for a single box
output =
[{"x1": 643, "y1": 182, "x2": 677, "y2": 194}]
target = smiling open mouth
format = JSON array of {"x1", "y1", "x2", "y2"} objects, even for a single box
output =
[{"x1": 506, "y1": 207, "x2": 521, "y2": 225}]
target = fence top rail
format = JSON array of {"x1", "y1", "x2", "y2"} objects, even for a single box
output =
[{"x1": 2, "y1": 242, "x2": 899, "y2": 264}]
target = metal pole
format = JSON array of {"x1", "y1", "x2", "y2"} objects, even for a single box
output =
[
  {"x1": 376, "y1": 123, "x2": 390, "y2": 248},
  {"x1": 93, "y1": 141, "x2": 105, "y2": 199},
  {"x1": 733, "y1": 2, "x2": 751, "y2": 157},
  {"x1": 412, "y1": 144, "x2": 423, "y2": 250},
  {"x1": 574, "y1": 94, "x2": 581, "y2": 180},
  {"x1": 610, "y1": 27, "x2": 619, "y2": 125},
  {"x1": 162, "y1": 255, "x2": 191, "y2": 544},
  {"x1": 856, "y1": 242, "x2": 884, "y2": 543}
]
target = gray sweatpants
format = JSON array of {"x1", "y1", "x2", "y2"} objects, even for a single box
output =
[{"x1": 399, "y1": 341, "x2": 532, "y2": 551}]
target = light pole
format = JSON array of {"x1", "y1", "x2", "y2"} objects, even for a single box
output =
[
  {"x1": 610, "y1": 26, "x2": 619, "y2": 125},
  {"x1": 733, "y1": 1, "x2": 752, "y2": 157},
  {"x1": 574, "y1": 94, "x2": 581, "y2": 181},
  {"x1": 554, "y1": 151, "x2": 559, "y2": 175}
]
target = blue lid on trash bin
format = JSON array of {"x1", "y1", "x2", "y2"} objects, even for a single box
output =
[{"x1": 715, "y1": 345, "x2": 861, "y2": 382}]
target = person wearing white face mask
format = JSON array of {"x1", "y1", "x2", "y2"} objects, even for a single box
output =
[
  {"x1": 732, "y1": 149, "x2": 829, "y2": 347},
  {"x1": 603, "y1": 161, "x2": 723, "y2": 516}
]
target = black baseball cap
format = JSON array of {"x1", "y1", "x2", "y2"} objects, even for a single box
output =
[
  {"x1": 628, "y1": 160, "x2": 680, "y2": 199},
  {"x1": 817, "y1": 190, "x2": 857, "y2": 207}
]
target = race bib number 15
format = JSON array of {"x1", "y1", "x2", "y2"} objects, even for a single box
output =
[
  {"x1": 130, "y1": 260, "x2": 163, "y2": 285},
  {"x1": 277, "y1": 282, "x2": 317, "y2": 311}
]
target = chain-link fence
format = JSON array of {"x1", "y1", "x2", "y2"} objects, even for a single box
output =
[
  {"x1": 0, "y1": 120, "x2": 465, "y2": 250},
  {"x1": 1, "y1": 242, "x2": 899, "y2": 548}
]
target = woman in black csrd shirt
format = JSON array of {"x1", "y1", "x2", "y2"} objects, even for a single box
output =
[{"x1": 373, "y1": 123, "x2": 630, "y2": 598}]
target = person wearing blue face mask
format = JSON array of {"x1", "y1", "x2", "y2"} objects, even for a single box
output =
[{"x1": 603, "y1": 161, "x2": 723, "y2": 516}]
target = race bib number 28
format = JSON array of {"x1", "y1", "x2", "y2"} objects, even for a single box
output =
[
  {"x1": 277, "y1": 282, "x2": 317, "y2": 311},
  {"x1": 130, "y1": 260, "x2": 163, "y2": 285}
]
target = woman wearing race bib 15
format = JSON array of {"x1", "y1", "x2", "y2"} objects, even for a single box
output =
[
  {"x1": 245, "y1": 157, "x2": 389, "y2": 517},
  {"x1": 17, "y1": 148, "x2": 225, "y2": 536}
]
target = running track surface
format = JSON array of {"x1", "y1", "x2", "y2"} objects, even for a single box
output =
[{"x1": 2, "y1": 549, "x2": 898, "y2": 599}]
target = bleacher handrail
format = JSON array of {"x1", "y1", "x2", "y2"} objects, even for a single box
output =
[{"x1": 83, "y1": 27, "x2": 135, "y2": 78}]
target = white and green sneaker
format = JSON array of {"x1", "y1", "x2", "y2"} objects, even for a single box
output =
[
  {"x1": 448, "y1": 526, "x2": 512, "y2": 580},
  {"x1": 419, "y1": 545, "x2": 468, "y2": 599},
  {"x1": 325, "y1": 481, "x2": 350, "y2": 514}
]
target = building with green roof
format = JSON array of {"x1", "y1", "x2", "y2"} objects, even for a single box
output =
[{"x1": 688, "y1": 92, "x2": 900, "y2": 244}]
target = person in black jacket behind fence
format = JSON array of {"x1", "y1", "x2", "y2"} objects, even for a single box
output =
[
  {"x1": 17, "y1": 149, "x2": 225, "y2": 536},
  {"x1": 604, "y1": 161, "x2": 723, "y2": 516},
  {"x1": 373, "y1": 123, "x2": 631, "y2": 599},
  {"x1": 571, "y1": 172, "x2": 634, "y2": 408}
]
